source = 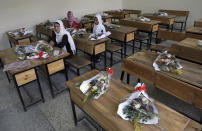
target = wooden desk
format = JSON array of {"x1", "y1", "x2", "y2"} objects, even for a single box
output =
[
  {"x1": 66, "y1": 70, "x2": 202, "y2": 131},
  {"x1": 194, "y1": 19, "x2": 202, "y2": 27},
  {"x1": 74, "y1": 34, "x2": 109, "y2": 69},
  {"x1": 121, "y1": 50, "x2": 202, "y2": 110},
  {"x1": 36, "y1": 24, "x2": 54, "y2": 38},
  {"x1": 79, "y1": 18, "x2": 94, "y2": 32},
  {"x1": 84, "y1": 14, "x2": 113, "y2": 23},
  {"x1": 186, "y1": 27, "x2": 202, "y2": 35},
  {"x1": 123, "y1": 9, "x2": 141, "y2": 16},
  {"x1": 0, "y1": 41, "x2": 69, "y2": 110},
  {"x1": 6, "y1": 29, "x2": 33, "y2": 47},
  {"x1": 104, "y1": 10, "x2": 130, "y2": 20},
  {"x1": 120, "y1": 18, "x2": 160, "y2": 44},
  {"x1": 106, "y1": 24, "x2": 137, "y2": 56},
  {"x1": 120, "y1": 18, "x2": 160, "y2": 33},
  {"x1": 169, "y1": 38, "x2": 202, "y2": 64},
  {"x1": 142, "y1": 14, "x2": 175, "y2": 30}
]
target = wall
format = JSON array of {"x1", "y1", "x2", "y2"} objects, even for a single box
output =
[
  {"x1": 122, "y1": 0, "x2": 202, "y2": 28},
  {"x1": 0, "y1": 0, "x2": 122, "y2": 50}
]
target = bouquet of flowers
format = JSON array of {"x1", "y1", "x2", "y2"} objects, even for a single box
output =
[
  {"x1": 153, "y1": 51, "x2": 183, "y2": 74},
  {"x1": 40, "y1": 20, "x2": 54, "y2": 29},
  {"x1": 104, "y1": 22, "x2": 120, "y2": 29},
  {"x1": 136, "y1": 16, "x2": 151, "y2": 22},
  {"x1": 89, "y1": 31, "x2": 111, "y2": 40},
  {"x1": 80, "y1": 68, "x2": 113, "y2": 103},
  {"x1": 117, "y1": 83, "x2": 158, "y2": 130},
  {"x1": 35, "y1": 41, "x2": 53, "y2": 52},
  {"x1": 16, "y1": 45, "x2": 38, "y2": 60},
  {"x1": 8, "y1": 28, "x2": 32, "y2": 37}
]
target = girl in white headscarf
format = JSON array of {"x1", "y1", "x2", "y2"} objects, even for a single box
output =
[
  {"x1": 93, "y1": 14, "x2": 106, "y2": 35},
  {"x1": 49, "y1": 20, "x2": 76, "y2": 55},
  {"x1": 92, "y1": 14, "x2": 107, "y2": 62}
]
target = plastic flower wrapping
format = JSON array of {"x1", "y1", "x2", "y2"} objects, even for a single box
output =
[
  {"x1": 89, "y1": 31, "x2": 111, "y2": 41},
  {"x1": 15, "y1": 41, "x2": 53, "y2": 60},
  {"x1": 153, "y1": 51, "x2": 183, "y2": 74},
  {"x1": 80, "y1": 68, "x2": 113, "y2": 103},
  {"x1": 104, "y1": 22, "x2": 121, "y2": 29},
  {"x1": 8, "y1": 28, "x2": 32, "y2": 37},
  {"x1": 136, "y1": 16, "x2": 151, "y2": 22},
  {"x1": 117, "y1": 83, "x2": 158, "y2": 130}
]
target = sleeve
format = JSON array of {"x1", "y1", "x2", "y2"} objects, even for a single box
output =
[
  {"x1": 101, "y1": 25, "x2": 106, "y2": 34},
  {"x1": 54, "y1": 35, "x2": 68, "y2": 48},
  {"x1": 67, "y1": 32, "x2": 76, "y2": 54},
  {"x1": 48, "y1": 32, "x2": 56, "y2": 43}
]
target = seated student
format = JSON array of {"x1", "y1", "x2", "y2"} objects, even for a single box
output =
[
  {"x1": 93, "y1": 14, "x2": 106, "y2": 35},
  {"x1": 66, "y1": 11, "x2": 81, "y2": 29},
  {"x1": 92, "y1": 14, "x2": 106, "y2": 62},
  {"x1": 49, "y1": 20, "x2": 76, "y2": 55}
]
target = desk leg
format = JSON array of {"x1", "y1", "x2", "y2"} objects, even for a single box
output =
[
  {"x1": 35, "y1": 68, "x2": 45, "y2": 103},
  {"x1": 45, "y1": 66, "x2": 55, "y2": 98},
  {"x1": 13, "y1": 75, "x2": 26, "y2": 111},
  {"x1": 171, "y1": 24, "x2": 174, "y2": 32},
  {"x1": 9, "y1": 40, "x2": 12, "y2": 48},
  {"x1": 127, "y1": 73, "x2": 130, "y2": 84},
  {"x1": 104, "y1": 51, "x2": 106, "y2": 69},
  {"x1": 5, "y1": 71, "x2": 11, "y2": 83},
  {"x1": 70, "y1": 96, "x2": 78, "y2": 126},
  {"x1": 120, "y1": 71, "x2": 125, "y2": 81}
]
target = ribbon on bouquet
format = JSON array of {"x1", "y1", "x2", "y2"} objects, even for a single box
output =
[{"x1": 135, "y1": 83, "x2": 146, "y2": 92}]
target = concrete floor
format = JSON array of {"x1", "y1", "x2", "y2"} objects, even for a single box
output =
[{"x1": 0, "y1": 38, "x2": 201, "y2": 131}]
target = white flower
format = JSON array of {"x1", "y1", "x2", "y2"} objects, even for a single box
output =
[
  {"x1": 142, "y1": 97, "x2": 149, "y2": 105},
  {"x1": 167, "y1": 54, "x2": 171, "y2": 58},
  {"x1": 92, "y1": 86, "x2": 98, "y2": 90},
  {"x1": 135, "y1": 103, "x2": 141, "y2": 109}
]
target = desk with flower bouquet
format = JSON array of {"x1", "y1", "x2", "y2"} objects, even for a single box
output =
[
  {"x1": 66, "y1": 69, "x2": 202, "y2": 131},
  {"x1": 84, "y1": 13, "x2": 113, "y2": 23},
  {"x1": 120, "y1": 50, "x2": 202, "y2": 115},
  {"x1": 104, "y1": 10, "x2": 131, "y2": 22},
  {"x1": 120, "y1": 18, "x2": 160, "y2": 45},
  {"x1": 73, "y1": 31, "x2": 110, "y2": 69},
  {"x1": 36, "y1": 20, "x2": 54, "y2": 39},
  {"x1": 194, "y1": 19, "x2": 202, "y2": 28},
  {"x1": 78, "y1": 17, "x2": 94, "y2": 32},
  {"x1": 0, "y1": 41, "x2": 69, "y2": 111},
  {"x1": 104, "y1": 22, "x2": 137, "y2": 57},
  {"x1": 142, "y1": 13, "x2": 175, "y2": 31},
  {"x1": 6, "y1": 28, "x2": 33, "y2": 47},
  {"x1": 169, "y1": 38, "x2": 202, "y2": 64},
  {"x1": 186, "y1": 27, "x2": 202, "y2": 35}
]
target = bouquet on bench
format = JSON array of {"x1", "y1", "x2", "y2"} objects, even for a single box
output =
[
  {"x1": 117, "y1": 83, "x2": 158, "y2": 130},
  {"x1": 80, "y1": 68, "x2": 113, "y2": 103},
  {"x1": 153, "y1": 51, "x2": 183, "y2": 74}
]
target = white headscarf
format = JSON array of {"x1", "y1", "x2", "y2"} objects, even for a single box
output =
[
  {"x1": 93, "y1": 14, "x2": 106, "y2": 35},
  {"x1": 54, "y1": 20, "x2": 76, "y2": 54}
]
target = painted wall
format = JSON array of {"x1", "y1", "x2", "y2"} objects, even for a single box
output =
[
  {"x1": 122, "y1": 0, "x2": 202, "y2": 28},
  {"x1": 0, "y1": 0, "x2": 122, "y2": 49}
]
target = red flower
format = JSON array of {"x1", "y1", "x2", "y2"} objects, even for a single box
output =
[
  {"x1": 38, "y1": 51, "x2": 43, "y2": 59},
  {"x1": 106, "y1": 67, "x2": 113, "y2": 76},
  {"x1": 135, "y1": 83, "x2": 146, "y2": 92}
]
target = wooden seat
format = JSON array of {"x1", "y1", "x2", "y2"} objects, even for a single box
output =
[
  {"x1": 134, "y1": 34, "x2": 150, "y2": 50},
  {"x1": 106, "y1": 44, "x2": 123, "y2": 67},
  {"x1": 151, "y1": 45, "x2": 170, "y2": 52},
  {"x1": 157, "y1": 29, "x2": 186, "y2": 42},
  {"x1": 65, "y1": 55, "x2": 92, "y2": 76}
]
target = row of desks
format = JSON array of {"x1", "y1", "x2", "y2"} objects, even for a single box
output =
[{"x1": 66, "y1": 70, "x2": 202, "y2": 131}]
